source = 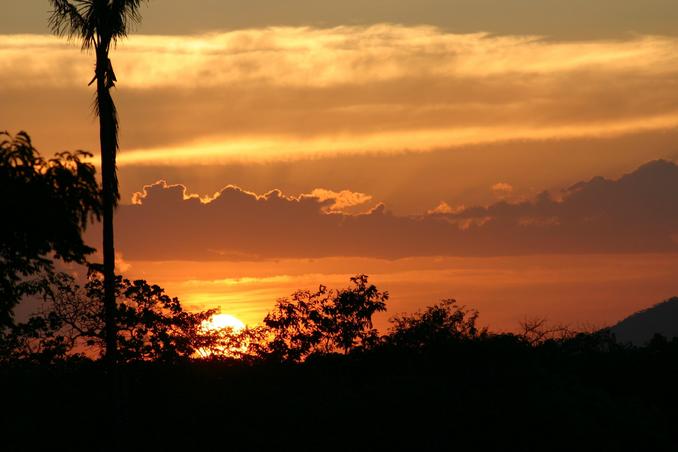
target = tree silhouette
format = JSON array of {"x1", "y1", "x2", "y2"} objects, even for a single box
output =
[
  {"x1": 195, "y1": 324, "x2": 270, "y2": 361},
  {"x1": 386, "y1": 300, "x2": 485, "y2": 351},
  {"x1": 3, "y1": 270, "x2": 223, "y2": 363},
  {"x1": 0, "y1": 131, "x2": 100, "y2": 333},
  {"x1": 264, "y1": 275, "x2": 387, "y2": 361},
  {"x1": 518, "y1": 317, "x2": 574, "y2": 346},
  {"x1": 49, "y1": 0, "x2": 149, "y2": 363},
  {"x1": 85, "y1": 270, "x2": 218, "y2": 362}
]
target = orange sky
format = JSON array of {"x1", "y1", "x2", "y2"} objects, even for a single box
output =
[
  {"x1": 112, "y1": 255, "x2": 678, "y2": 332},
  {"x1": 3, "y1": 1, "x2": 678, "y2": 330}
]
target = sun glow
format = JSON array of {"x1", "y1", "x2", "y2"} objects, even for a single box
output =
[
  {"x1": 116, "y1": 115, "x2": 678, "y2": 165},
  {"x1": 202, "y1": 313, "x2": 246, "y2": 332},
  {"x1": 196, "y1": 314, "x2": 248, "y2": 359}
]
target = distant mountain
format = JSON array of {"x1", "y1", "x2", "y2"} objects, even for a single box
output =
[{"x1": 610, "y1": 297, "x2": 678, "y2": 345}]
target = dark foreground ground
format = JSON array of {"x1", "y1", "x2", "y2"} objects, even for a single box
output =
[{"x1": 3, "y1": 337, "x2": 678, "y2": 452}]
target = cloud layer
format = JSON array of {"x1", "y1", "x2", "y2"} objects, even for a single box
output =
[
  {"x1": 3, "y1": 27, "x2": 678, "y2": 165},
  {"x1": 106, "y1": 160, "x2": 678, "y2": 261},
  {"x1": 4, "y1": 0, "x2": 678, "y2": 40}
]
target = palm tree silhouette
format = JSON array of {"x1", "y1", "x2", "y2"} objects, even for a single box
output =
[{"x1": 49, "y1": 0, "x2": 148, "y2": 363}]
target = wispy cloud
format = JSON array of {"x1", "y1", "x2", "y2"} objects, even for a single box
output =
[
  {"x1": 2, "y1": 26, "x2": 678, "y2": 164},
  {"x1": 5, "y1": 28, "x2": 676, "y2": 89},
  {"x1": 6, "y1": 25, "x2": 678, "y2": 88}
]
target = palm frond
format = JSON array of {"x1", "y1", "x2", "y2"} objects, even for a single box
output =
[
  {"x1": 49, "y1": 0, "x2": 95, "y2": 49},
  {"x1": 111, "y1": 0, "x2": 146, "y2": 39},
  {"x1": 50, "y1": 0, "x2": 149, "y2": 49},
  {"x1": 50, "y1": 0, "x2": 145, "y2": 206}
]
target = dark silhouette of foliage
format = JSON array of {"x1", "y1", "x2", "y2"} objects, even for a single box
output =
[
  {"x1": 49, "y1": 0, "x2": 149, "y2": 363},
  {"x1": 88, "y1": 270, "x2": 216, "y2": 362},
  {"x1": 0, "y1": 131, "x2": 100, "y2": 329},
  {"x1": 3, "y1": 271, "x2": 220, "y2": 364},
  {"x1": 4, "y1": 316, "x2": 678, "y2": 451},
  {"x1": 385, "y1": 299, "x2": 485, "y2": 351},
  {"x1": 196, "y1": 324, "x2": 270, "y2": 362},
  {"x1": 264, "y1": 274, "x2": 387, "y2": 361},
  {"x1": 0, "y1": 308, "x2": 73, "y2": 364},
  {"x1": 4, "y1": 274, "x2": 389, "y2": 364},
  {"x1": 2, "y1": 270, "x2": 678, "y2": 450},
  {"x1": 518, "y1": 316, "x2": 575, "y2": 346}
]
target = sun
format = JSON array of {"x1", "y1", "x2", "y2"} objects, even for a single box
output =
[
  {"x1": 202, "y1": 313, "x2": 246, "y2": 332},
  {"x1": 197, "y1": 313, "x2": 248, "y2": 359}
]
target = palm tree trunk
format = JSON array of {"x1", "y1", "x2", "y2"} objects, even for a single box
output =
[{"x1": 96, "y1": 48, "x2": 118, "y2": 364}]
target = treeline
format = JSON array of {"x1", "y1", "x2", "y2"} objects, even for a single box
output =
[
  {"x1": 0, "y1": 264, "x2": 537, "y2": 364},
  {"x1": 2, "y1": 253, "x2": 661, "y2": 366},
  {"x1": 4, "y1": 270, "x2": 678, "y2": 451},
  {"x1": 3, "y1": 292, "x2": 678, "y2": 451}
]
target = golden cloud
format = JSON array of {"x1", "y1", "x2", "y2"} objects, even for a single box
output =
[
  {"x1": 2, "y1": 26, "x2": 678, "y2": 164},
  {"x1": 3, "y1": 27, "x2": 677, "y2": 88}
]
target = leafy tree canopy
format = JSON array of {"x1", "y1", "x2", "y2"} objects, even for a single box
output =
[
  {"x1": 0, "y1": 131, "x2": 101, "y2": 327},
  {"x1": 264, "y1": 274, "x2": 388, "y2": 362},
  {"x1": 386, "y1": 300, "x2": 486, "y2": 351},
  {"x1": 2, "y1": 270, "x2": 218, "y2": 364}
]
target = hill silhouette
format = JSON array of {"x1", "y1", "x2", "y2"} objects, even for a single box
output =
[{"x1": 611, "y1": 297, "x2": 678, "y2": 345}]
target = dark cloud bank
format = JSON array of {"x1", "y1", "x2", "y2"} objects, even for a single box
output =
[{"x1": 108, "y1": 160, "x2": 678, "y2": 261}]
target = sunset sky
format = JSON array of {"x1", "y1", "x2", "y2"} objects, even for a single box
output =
[{"x1": 3, "y1": 0, "x2": 678, "y2": 330}]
